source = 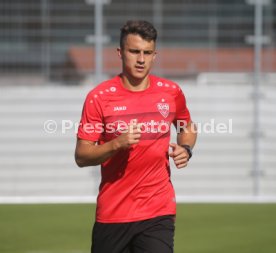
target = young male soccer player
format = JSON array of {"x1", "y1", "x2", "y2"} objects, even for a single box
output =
[{"x1": 75, "y1": 20, "x2": 197, "y2": 253}]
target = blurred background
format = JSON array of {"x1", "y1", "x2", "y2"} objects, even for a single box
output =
[{"x1": 0, "y1": 0, "x2": 276, "y2": 204}]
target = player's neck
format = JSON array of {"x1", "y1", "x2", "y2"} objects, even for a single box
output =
[{"x1": 120, "y1": 73, "x2": 150, "y2": 92}]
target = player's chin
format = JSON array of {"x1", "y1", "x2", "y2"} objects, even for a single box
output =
[{"x1": 132, "y1": 71, "x2": 147, "y2": 79}]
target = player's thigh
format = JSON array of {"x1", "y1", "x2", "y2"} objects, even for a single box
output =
[
  {"x1": 131, "y1": 215, "x2": 175, "y2": 253},
  {"x1": 91, "y1": 222, "x2": 131, "y2": 253}
]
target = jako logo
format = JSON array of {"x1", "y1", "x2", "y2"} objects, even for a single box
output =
[{"x1": 114, "y1": 106, "x2": 127, "y2": 111}]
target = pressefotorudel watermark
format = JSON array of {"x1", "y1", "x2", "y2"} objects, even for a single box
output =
[{"x1": 43, "y1": 119, "x2": 233, "y2": 135}]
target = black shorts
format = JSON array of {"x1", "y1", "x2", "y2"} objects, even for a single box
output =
[{"x1": 91, "y1": 215, "x2": 175, "y2": 253}]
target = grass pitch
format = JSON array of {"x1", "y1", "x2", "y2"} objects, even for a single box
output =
[{"x1": 0, "y1": 203, "x2": 275, "y2": 253}]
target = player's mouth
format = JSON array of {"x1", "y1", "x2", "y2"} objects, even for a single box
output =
[{"x1": 135, "y1": 65, "x2": 145, "y2": 72}]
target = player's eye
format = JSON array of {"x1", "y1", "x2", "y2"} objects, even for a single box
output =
[
  {"x1": 144, "y1": 51, "x2": 153, "y2": 55},
  {"x1": 129, "y1": 49, "x2": 140, "y2": 54}
]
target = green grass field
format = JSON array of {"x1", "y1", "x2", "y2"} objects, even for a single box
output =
[{"x1": 0, "y1": 203, "x2": 276, "y2": 253}]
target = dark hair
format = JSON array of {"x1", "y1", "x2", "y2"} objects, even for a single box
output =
[{"x1": 120, "y1": 20, "x2": 157, "y2": 48}]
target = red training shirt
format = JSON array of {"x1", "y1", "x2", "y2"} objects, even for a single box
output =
[{"x1": 77, "y1": 74, "x2": 191, "y2": 223}]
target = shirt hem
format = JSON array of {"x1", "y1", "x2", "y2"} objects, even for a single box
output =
[{"x1": 96, "y1": 212, "x2": 176, "y2": 224}]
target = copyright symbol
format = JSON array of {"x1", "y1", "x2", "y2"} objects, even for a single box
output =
[{"x1": 44, "y1": 120, "x2": 57, "y2": 134}]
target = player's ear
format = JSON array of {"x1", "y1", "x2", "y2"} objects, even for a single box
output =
[
  {"x1": 117, "y1": 47, "x2": 122, "y2": 59},
  {"x1": 153, "y1": 51, "x2": 157, "y2": 61}
]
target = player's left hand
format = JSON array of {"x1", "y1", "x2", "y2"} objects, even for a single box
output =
[{"x1": 169, "y1": 143, "x2": 189, "y2": 169}]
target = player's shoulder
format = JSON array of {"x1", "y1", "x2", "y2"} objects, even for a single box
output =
[
  {"x1": 85, "y1": 75, "x2": 121, "y2": 101},
  {"x1": 150, "y1": 75, "x2": 183, "y2": 96}
]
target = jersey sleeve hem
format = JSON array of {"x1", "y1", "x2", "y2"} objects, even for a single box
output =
[{"x1": 77, "y1": 133, "x2": 99, "y2": 142}]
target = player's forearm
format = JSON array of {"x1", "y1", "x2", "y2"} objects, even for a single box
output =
[
  {"x1": 75, "y1": 124, "x2": 141, "y2": 167},
  {"x1": 75, "y1": 139, "x2": 120, "y2": 167},
  {"x1": 177, "y1": 121, "x2": 197, "y2": 148}
]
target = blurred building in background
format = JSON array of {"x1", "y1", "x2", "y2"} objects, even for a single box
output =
[
  {"x1": 0, "y1": 0, "x2": 275, "y2": 84},
  {"x1": 0, "y1": 0, "x2": 276, "y2": 203}
]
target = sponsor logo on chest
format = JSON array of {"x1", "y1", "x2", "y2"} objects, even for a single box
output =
[{"x1": 157, "y1": 103, "x2": 170, "y2": 118}]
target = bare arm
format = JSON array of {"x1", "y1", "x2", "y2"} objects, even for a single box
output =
[
  {"x1": 75, "y1": 122, "x2": 141, "y2": 167},
  {"x1": 176, "y1": 121, "x2": 197, "y2": 148},
  {"x1": 169, "y1": 121, "x2": 197, "y2": 169}
]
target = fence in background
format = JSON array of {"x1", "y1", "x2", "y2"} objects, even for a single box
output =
[{"x1": 0, "y1": 0, "x2": 275, "y2": 84}]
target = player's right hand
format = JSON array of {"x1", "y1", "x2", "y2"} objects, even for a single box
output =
[{"x1": 112, "y1": 119, "x2": 141, "y2": 150}]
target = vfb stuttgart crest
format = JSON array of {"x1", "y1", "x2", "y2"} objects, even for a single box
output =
[{"x1": 157, "y1": 103, "x2": 170, "y2": 118}]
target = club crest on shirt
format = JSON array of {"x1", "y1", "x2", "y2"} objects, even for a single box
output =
[{"x1": 157, "y1": 103, "x2": 169, "y2": 118}]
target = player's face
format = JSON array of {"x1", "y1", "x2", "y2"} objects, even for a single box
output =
[{"x1": 118, "y1": 34, "x2": 156, "y2": 82}]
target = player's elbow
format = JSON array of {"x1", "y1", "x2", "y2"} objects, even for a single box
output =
[
  {"x1": 75, "y1": 139, "x2": 99, "y2": 167},
  {"x1": 75, "y1": 151, "x2": 100, "y2": 167},
  {"x1": 74, "y1": 152, "x2": 87, "y2": 168},
  {"x1": 75, "y1": 158, "x2": 84, "y2": 168}
]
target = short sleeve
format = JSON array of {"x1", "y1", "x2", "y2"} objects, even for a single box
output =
[
  {"x1": 77, "y1": 91, "x2": 104, "y2": 142},
  {"x1": 173, "y1": 88, "x2": 191, "y2": 127}
]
